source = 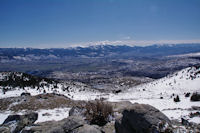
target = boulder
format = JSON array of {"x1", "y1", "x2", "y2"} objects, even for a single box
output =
[
  {"x1": 1, "y1": 102, "x2": 172, "y2": 133},
  {"x1": 0, "y1": 112, "x2": 38, "y2": 133},
  {"x1": 73, "y1": 124, "x2": 102, "y2": 133},
  {"x1": 69, "y1": 106, "x2": 86, "y2": 118},
  {"x1": 62, "y1": 116, "x2": 86, "y2": 132},
  {"x1": 21, "y1": 116, "x2": 86, "y2": 133},
  {"x1": 21, "y1": 120, "x2": 65, "y2": 133},
  {"x1": 114, "y1": 102, "x2": 171, "y2": 133},
  {"x1": 101, "y1": 121, "x2": 115, "y2": 133},
  {"x1": 0, "y1": 126, "x2": 10, "y2": 133},
  {"x1": 191, "y1": 92, "x2": 200, "y2": 101},
  {"x1": 21, "y1": 92, "x2": 31, "y2": 97}
]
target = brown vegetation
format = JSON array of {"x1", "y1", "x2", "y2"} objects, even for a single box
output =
[
  {"x1": 85, "y1": 99, "x2": 113, "y2": 126},
  {"x1": 0, "y1": 93, "x2": 83, "y2": 112}
]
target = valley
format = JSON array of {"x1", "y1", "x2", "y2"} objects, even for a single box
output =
[{"x1": 0, "y1": 44, "x2": 200, "y2": 132}]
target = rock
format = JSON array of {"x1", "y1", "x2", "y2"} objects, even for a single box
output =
[
  {"x1": 21, "y1": 116, "x2": 86, "y2": 133},
  {"x1": 21, "y1": 92, "x2": 31, "y2": 97},
  {"x1": 1, "y1": 112, "x2": 38, "y2": 133},
  {"x1": 46, "y1": 126, "x2": 65, "y2": 133},
  {"x1": 191, "y1": 92, "x2": 200, "y2": 101},
  {"x1": 181, "y1": 118, "x2": 190, "y2": 126},
  {"x1": 191, "y1": 106, "x2": 200, "y2": 110},
  {"x1": 21, "y1": 121, "x2": 61, "y2": 133},
  {"x1": 3, "y1": 112, "x2": 38, "y2": 125},
  {"x1": 73, "y1": 124, "x2": 102, "y2": 133},
  {"x1": 2, "y1": 102, "x2": 172, "y2": 133},
  {"x1": 102, "y1": 121, "x2": 115, "y2": 133},
  {"x1": 114, "y1": 103, "x2": 171, "y2": 133},
  {"x1": 62, "y1": 116, "x2": 86, "y2": 132},
  {"x1": 185, "y1": 92, "x2": 190, "y2": 97},
  {"x1": 69, "y1": 106, "x2": 86, "y2": 118},
  {"x1": 0, "y1": 126, "x2": 10, "y2": 133},
  {"x1": 114, "y1": 90, "x2": 122, "y2": 94}
]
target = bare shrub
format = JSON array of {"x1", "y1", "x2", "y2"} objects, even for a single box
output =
[
  {"x1": 85, "y1": 99, "x2": 113, "y2": 126},
  {"x1": 185, "y1": 92, "x2": 190, "y2": 97},
  {"x1": 174, "y1": 95, "x2": 180, "y2": 102}
]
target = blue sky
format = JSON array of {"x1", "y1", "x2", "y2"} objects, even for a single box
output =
[{"x1": 0, "y1": 0, "x2": 200, "y2": 48}]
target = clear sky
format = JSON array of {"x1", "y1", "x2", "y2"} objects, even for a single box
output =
[{"x1": 0, "y1": 0, "x2": 200, "y2": 48}]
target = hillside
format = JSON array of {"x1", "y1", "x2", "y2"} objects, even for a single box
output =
[
  {"x1": 109, "y1": 65, "x2": 200, "y2": 123},
  {"x1": 0, "y1": 66, "x2": 200, "y2": 124},
  {"x1": 0, "y1": 72, "x2": 98, "y2": 99}
]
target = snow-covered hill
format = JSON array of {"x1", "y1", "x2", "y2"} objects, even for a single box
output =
[
  {"x1": 0, "y1": 72, "x2": 100, "y2": 99},
  {"x1": 0, "y1": 66, "x2": 200, "y2": 123},
  {"x1": 1, "y1": 66, "x2": 199, "y2": 100},
  {"x1": 111, "y1": 65, "x2": 200, "y2": 100},
  {"x1": 109, "y1": 65, "x2": 200, "y2": 123}
]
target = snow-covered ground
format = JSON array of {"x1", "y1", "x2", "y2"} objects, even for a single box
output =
[
  {"x1": 0, "y1": 80, "x2": 99, "y2": 99},
  {"x1": 35, "y1": 107, "x2": 70, "y2": 123},
  {"x1": 0, "y1": 66, "x2": 200, "y2": 123},
  {"x1": 0, "y1": 107, "x2": 71, "y2": 125},
  {"x1": 168, "y1": 52, "x2": 200, "y2": 57},
  {"x1": 0, "y1": 111, "x2": 10, "y2": 124},
  {"x1": 107, "y1": 66, "x2": 200, "y2": 123}
]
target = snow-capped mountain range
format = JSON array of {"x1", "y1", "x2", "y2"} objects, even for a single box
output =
[{"x1": 1, "y1": 43, "x2": 200, "y2": 62}]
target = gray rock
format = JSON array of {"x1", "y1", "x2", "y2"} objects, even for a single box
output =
[
  {"x1": 47, "y1": 127, "x2": 65, "y2": 133},
  {"x1": 101, "y1": 121, "x2": 115, "y2": 133},
  {"x1": 0, "y1": 126, "x2": 10, "y2": 133},
  {"x1": 69, "y1": 106, "x2": 86, "y2": 118},
  {"x1": 1, "y1": 112, "x2": 38, "y2": 133},
  {"x1": 114, "y1": 103, "x2": 171, "y2": 133},
  {"x1": 62, "y1": 116, "x2": 86, "y2": 132},
  {"x1": 73, "y1": 124, "x2": 102, "y2": 133},
  {"x1": 21, "y1": 116, "x2": 86, "y2": 133},
  {"x1": 21, "y1": 92, "x2": 31, "y2": 97},
  {"x1": 181, "y1": 118, "x2": 190, "y2": 126}
]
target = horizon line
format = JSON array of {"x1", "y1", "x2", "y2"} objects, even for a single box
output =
[{"x1": 1, "y1": 39, "x2": 200, "y2": 49}]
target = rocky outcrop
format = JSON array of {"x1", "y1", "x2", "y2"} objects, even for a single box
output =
[
  {"x1": 21, "y1": 115, "x2": 103, "y2": 133},
  {"x1": 69, "y1": 101, "x2": 172, "y2": 133},
  {"x1": 0, "y1": 112, "x2": 38, "y2": 133},
  {"x1": 114, "y1": 102, "x2": 171, "y2": 133},
  {"x1": 0, "y1": 101, "x2": 173, "y2": 133},
  {"x1": 73, "y1": 124, "x2": 102, "y2": 133},
  {"x1": 69, "y1": 106, "x2": 87, "y2": 118},
  {"x1": 62, "y1": 116, "x2": 86, "y2": 132}
]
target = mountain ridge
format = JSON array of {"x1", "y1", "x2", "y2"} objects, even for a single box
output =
[{"x1": 1, "y1": 43, "x2": 200, "y2": 60}]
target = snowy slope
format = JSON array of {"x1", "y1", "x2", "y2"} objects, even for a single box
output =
[
  {"x1": 108, "y1": 66, "x2": 200, "y2": 123},
  {"x1": 110, "y1": 66, "x2": 200, "y2": 100},
  {"x1": 0, "y1": 66, "x2": 199, "y2": 123},
  {"x1": 1, "y1": 66, "x2": 199, "y2": 101},
  {"x1": 0, "y1": 72, "x2": 101, "y2": 99},
  {"x1": 0, "y1": 81, "x2": 101, "y2": 100},
  {"x1": 168, "y1": 52, "x2": 200, "y2": 57}
]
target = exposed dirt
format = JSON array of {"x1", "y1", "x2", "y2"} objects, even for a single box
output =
[{"x1": 0, "y1": 93, "x2": 84, "y2": 112}]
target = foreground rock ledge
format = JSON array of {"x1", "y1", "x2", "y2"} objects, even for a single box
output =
[
  {"x1": 114, "y1": 102, "x2": 171, "y2": 133},
  {"x1": 0, "y1": 102, "x2": 172, "y2": 133},
  {"x1": 0, "y1": 112, "x2": 38, "y2": 133}
]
